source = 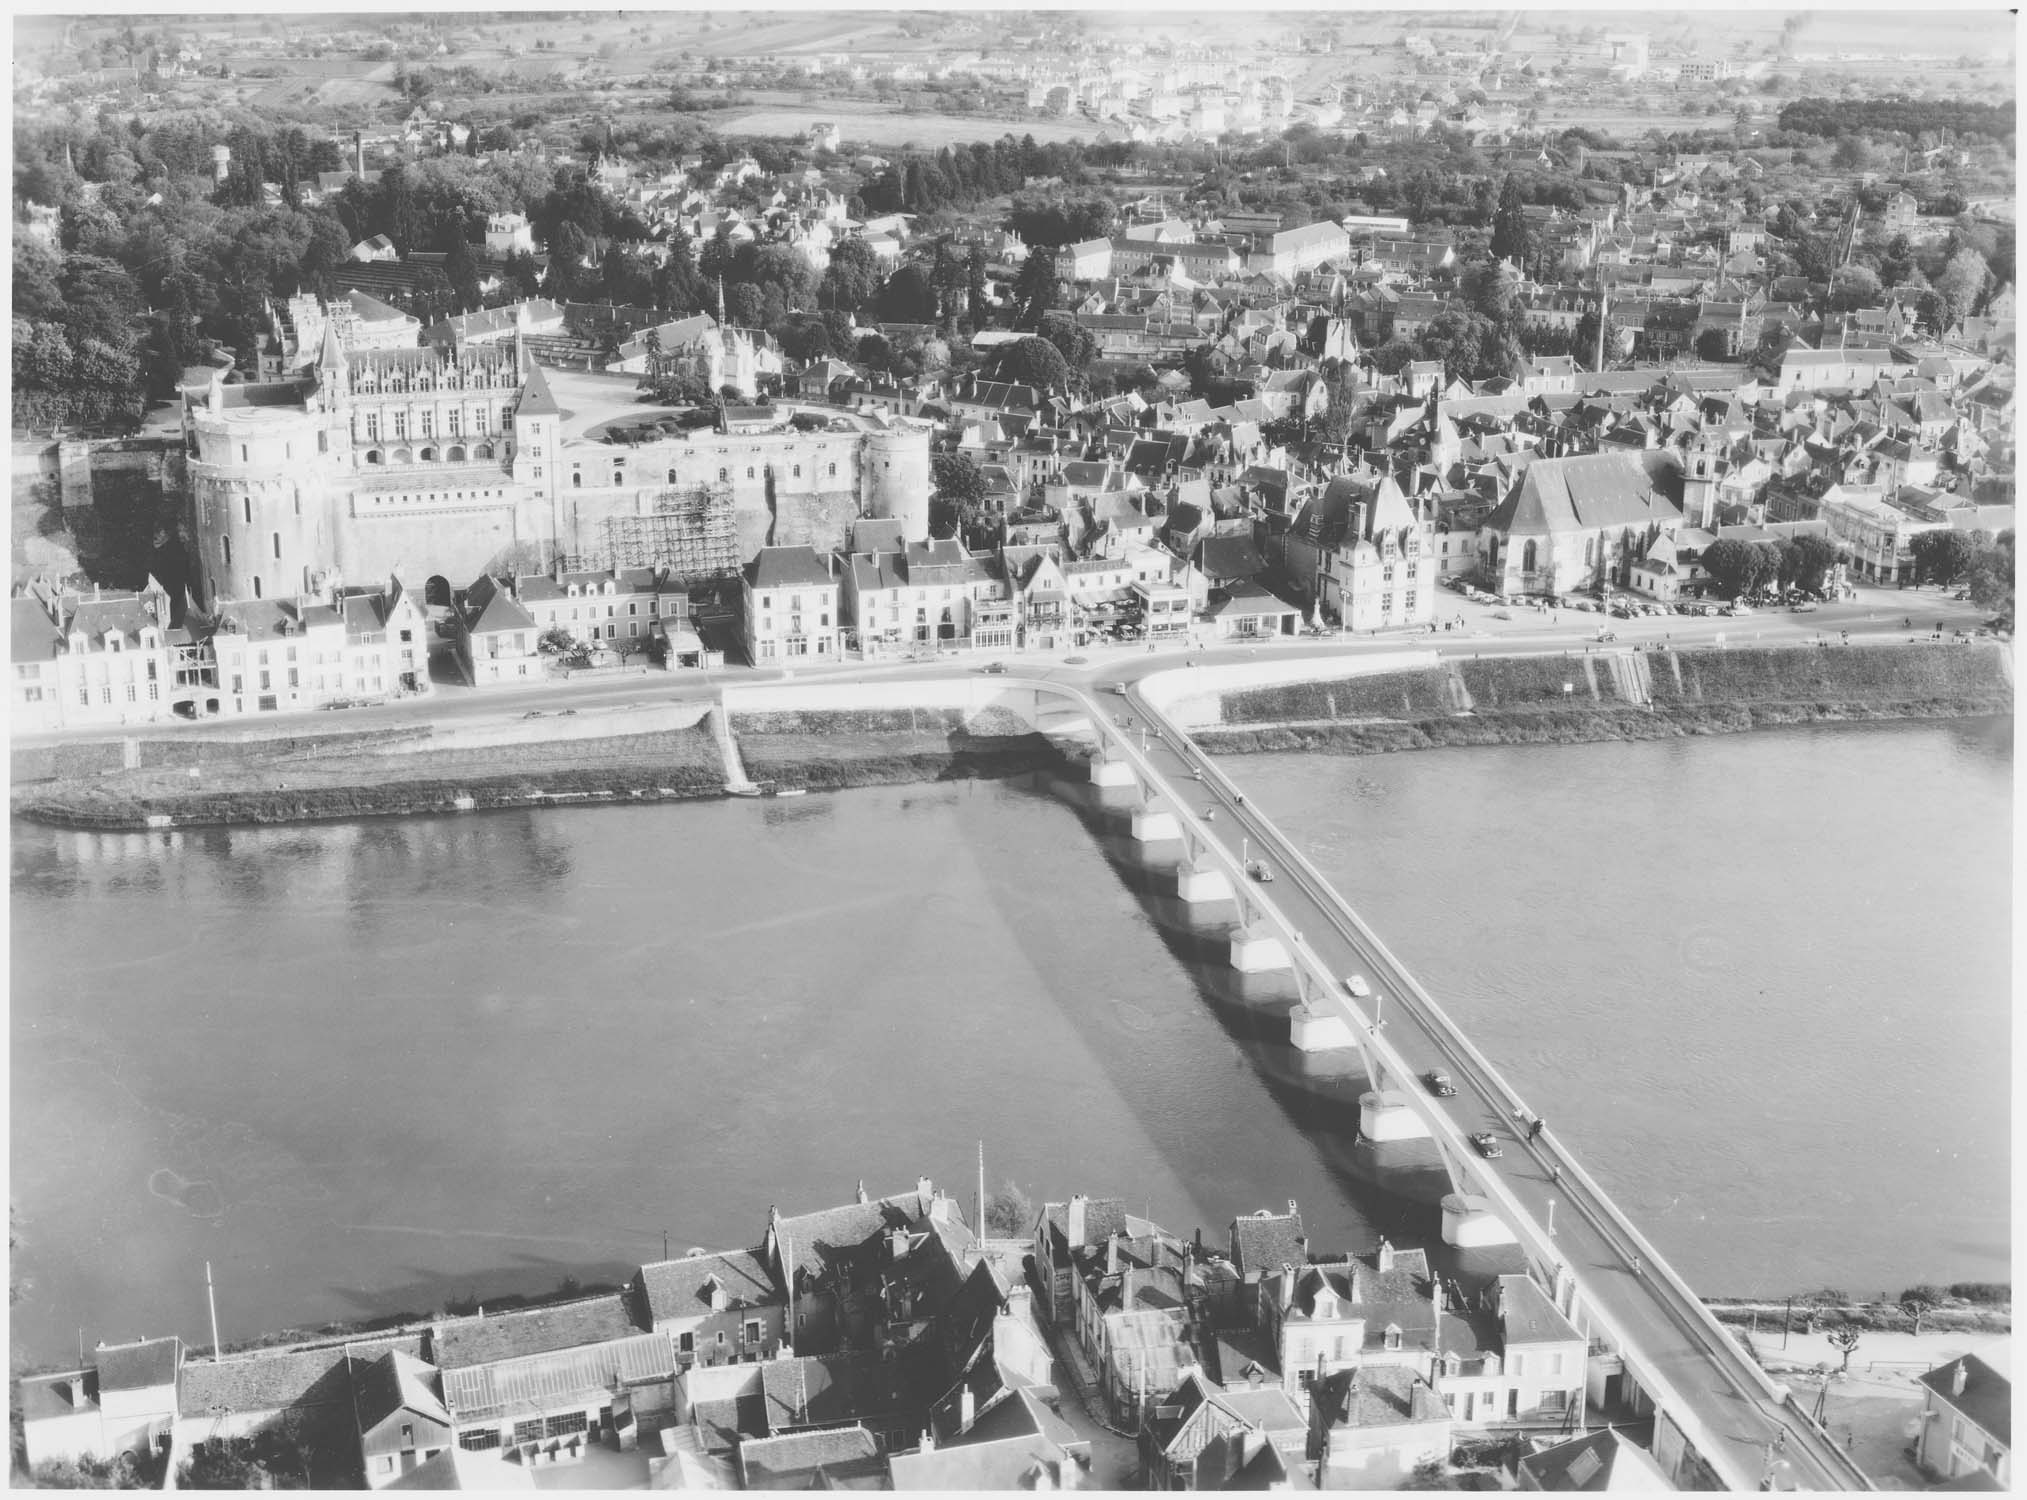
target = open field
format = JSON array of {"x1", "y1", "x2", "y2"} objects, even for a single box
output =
[{"x1": 713, "y1": 105, "x2": 1103, "y2": 149}]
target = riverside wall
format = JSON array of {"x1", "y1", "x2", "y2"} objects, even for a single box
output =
[{"x1": 1193, "y1": 642, "x2": 2013, "y2": 756}]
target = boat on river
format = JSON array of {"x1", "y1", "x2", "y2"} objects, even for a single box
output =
[{"x1": 726, "y1": 782, "x2": 807, "y2": 799}]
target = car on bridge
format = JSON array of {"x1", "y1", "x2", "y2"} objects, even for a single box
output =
[
  {"x1": 980, "y1": 662, "x2": 1009, "y2": 674},
  {"x1": 1469, "y1": 1132, "x2": 1502, "y2": 1158},
  {"x1": 1344, "y1": 974, "x2": 1372, "y2": 998},
  {"x1": 1423, "y1": 1070, "x2": 1457, "y2": 1097}
]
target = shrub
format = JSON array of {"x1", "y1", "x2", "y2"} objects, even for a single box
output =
[{"x1": 1948, "y1": 1282, "x2": 2011, "y2": 1305}]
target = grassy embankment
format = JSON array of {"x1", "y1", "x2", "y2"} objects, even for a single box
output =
[
  {"x1": 1197, "y1": 643, "x2": 2012, "y2": 755},
  {"x1": 732, "y1": 705, "x2": 1060, "y2": 791},
  {"x1": 11, "y1": 723, "x2": 728, "y2": 829},
  {"x1": 1705, "y1": 1285, "x2": 2010, "y2": 1340}
]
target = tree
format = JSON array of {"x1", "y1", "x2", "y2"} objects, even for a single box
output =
[
  {"x1": 1036, "y1": 311, "x2": 1096, "y2": 378},
  {"x1": 1909, "y1": 528, "x2": 1977, "y2": 586},
  {"x1": 1694, "y1": 328, "x2": 1733, "y2": 362},
  {"x1": 1010, "y1": 251, "x2": 1059, "y2": 330},
  {"x1": 984, "y1": 1178, "x2": 1035, "y2": 1237},
  {"x1": 1900, "y1": 1285, "x2": 1944, "y2": 1334},
  {"x1": 1826, "y1": 1326, "x2": 1861, "y2": 1376},
  {"x1": 1965, "y1": 530, "x2": 2015, "y2": 626},
  {"x1": 876, "y1": 263, "x2": 939, "y2": 324},
  {"x1": 1934, "y1": 245, "x2": 1989, "y2": 327},
  {"x1": 1827, "y1": 264, "x2": 1882, "y2": 312},
  {"x1": 1787, "y1": 533, "x2": 1841, "y2": 593},
  {"x1": 1489, "y1": 173, "x2": 1532, "y2": 267},
  {"x1": 986, "y1": 336, "x2": 1068, "y2": 393},
  {"x1": 1700, "y1": 538, "x2": 1779, "y2": 598},
  {"x1": 929, "y1": 451, "x2": 991, "y2": 541},
  {"x1": 443, "y1": 231, "x2": 482, "y2": 311},
  {"x1": 820, "y1": 236, "x2": 881, "y2": 318}
]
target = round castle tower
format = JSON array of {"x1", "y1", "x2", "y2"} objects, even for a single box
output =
[
  {"x1": 185, "y1": 328, "x2": 352, "y2": 610},
  {"x1": 859, "y1": 423, "x2": 932, "y2": 543}
]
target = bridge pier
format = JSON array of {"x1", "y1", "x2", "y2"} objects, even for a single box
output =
[
  {"x1": 1441, "y1": 1192, "x2": 1519, "y2": 1248},
  {"x1": 1128, "y1": 799, "x2": 1181, "y2": 841},
  {"x1": 1174, "y1": 863, "x2": 1235, "y2": 903},
  {"x1": 1289, "y1": 1003, "x2": 1356, "y2": 1051},
  {"x1": 1358, "y1": 1089, "x2": 1434, "y2": 1141},
  {"x1": 1088, "y1": 754, "x2": 1135, "y2": 787},
  {"x1": 1228, "y1": 928, "x2": 1292, "y2": 972}
]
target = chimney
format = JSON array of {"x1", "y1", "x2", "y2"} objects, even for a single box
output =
[
  {"x1": 928, "y1": 1192, "x2": 953, "y2": 1226},
  {"x1": 1952, "y1": 1361, "x2": 1969, "y2": 1398},
  {"x1": 1377, "y1": 1238, "x2": 1394, "y2": 1274},
  {"x1": 856, "y1": 1180, "x2": 869, "y2": 1205},
  {"x1": 1279, "y1": 1262, "x2": 1296, "y2": 1308},
  {"x1": 1106, "y1": 1234, "x2": 1120, "y2": 1276},
  {"x1": 916, "y1": 1176, "x2": 934, "y2": 1217},
  {"x1": 959, "y1": 1385, "x2": 977, "y2": 1432},
  {"x1": 1066, "y1": 1195, "x2": 1088, "y2": 1248},
  {"x1": 1287, "y1": 1199, "x2": 1298, "y2": 1218},
  {"x1": 707, "y1": 1276, "x2": 728, "y2": 1312}
]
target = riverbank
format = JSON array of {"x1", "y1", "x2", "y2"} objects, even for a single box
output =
[
  {"x1": 732, "y1": 706, "x2": 1060, "y2": 791},
  {"x1": 1195, "y1": 642, "x2": 2012, "y2": 756},
  {"x1": 9, "y1": 706, "x2": 1063, "y2": 830}
]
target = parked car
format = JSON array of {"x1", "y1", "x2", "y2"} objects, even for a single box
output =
[
  {"x1": 981, "y1": 661, "x2": 1009, "y2": 674},
  {"x1": 1423, "y1": 1070, "x2": 1457, "y2": 1098},
  {"x1": 1791, "y1": 602, "x2": 1818, "y2": 613}
]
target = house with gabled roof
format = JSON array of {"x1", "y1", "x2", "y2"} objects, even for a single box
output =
[
  {"x1": 452, "y1": 573, "x2": 540, "y2": 684},
  {"x1": 632, "y1": 1248, "x2": 786, "y2": 1369},
  {"x1": 1432, "y1": 1273, "x2": 1587, "y2": 1430},
  {"x1": 742, "y1": 545, "x2": 840, "y2": 664},
  {"x1": 19, "y1": 579, "x2": 178, "y2": 729},
  {"x1": 1140, "y1": 1369, "x2": 1309, "y2": 1489},
  {"x1": 1252, "y1": 1239, "x2": 1438, "y2": 1413},
  {"x1": 1311, "y1": 1362, "x2": 1454, "y2": 1489},
  {"x1": 354, "y1": 1348, "x2": 453, "y2": 1488},
  {"x1": 1913, "y1": 1345, "x2": 2010, "y2": 1488},
  {"x1": 890, "y1": 1380, "x2": 1089, "y2": 1490},
  {"x1": 1516, "y1": 1424, "x2": 1671, "y2": 1490},
  {"x1": 738, "y1": 1424, "x2": 887, "y2": 1488}
]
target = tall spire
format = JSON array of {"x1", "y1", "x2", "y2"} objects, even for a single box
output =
[{"x1": 716, "y1": 275, "x2": 727, "y2": 326}]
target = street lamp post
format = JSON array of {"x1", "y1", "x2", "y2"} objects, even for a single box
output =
[{"x1": 1547, "y1": 1199, "x2": 1557, "y2": 1237}]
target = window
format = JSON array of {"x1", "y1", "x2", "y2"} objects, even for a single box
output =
[
  {"x1": 241, "y1": 446, "x2": 249, "y2": 465},
  {"x1": 78, "y1": 686, "x2": 89, "y2": 707},
  {"x1": 747, "y1": 467, "x2": 756, "y2": 479},
  {"x1": 719, "y1": 469, "x2": 728, "y2": 481},
  {"x1": 273, "y1": 532, "x2": 282, "y2": 560},
  {"x1": 252, "y1": 576, "x2": 263, "y2": 599},
  {"x1": 544, "y1": 1411, "x2": 587, "y2": 1439},
  {"x1": 259, "y1": 671, "x2": 271, "y2": 691},
  {"x1": 459, "y1": 1429, "x2": 500, "y2": 1453},
  {"x1": 101, "y1": 686, "x2": 113, "y2": 705},
  {"x1": 745, "y1": 1319, "x2": 764, "y2": 1345},
  {"x1": 125, "y1": 683, "x2": 136, "y2": 702},
  {"x1": 679, "y1": 1331, "x2": 695, "y2": 1354},
  {"x1": 402, "y1": 1425, "x2": 414, "y2": 1446},
  {"x1": 243, "y1": 495, "x2": 252, "y2": 524},
  {"x1": 793, "y1": 464, "x2": 801, "y2": 478},
  {"x1": 376, "y1": 1456, "x2": 395, "y2": 1476},
  {"x1": 512, "y1": 1419, "x2": 544, "y2": 1447},
  {"x1": 716, "y1": 1331, "x2": 728, "y2": 1346}
]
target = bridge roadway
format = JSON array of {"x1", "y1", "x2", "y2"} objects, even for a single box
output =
[{"x1": 1036, "y1": 662, "x2": 1873, "y2": 1494}]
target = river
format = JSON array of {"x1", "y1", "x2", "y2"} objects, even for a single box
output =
[{"x1": 8, "y1": 718, "x2": 2010, "y2": 1367}]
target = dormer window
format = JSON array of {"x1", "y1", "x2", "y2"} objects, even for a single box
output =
[{"x1": 1384, "y1": 1324, "x2": 1402, "y2": 1351}]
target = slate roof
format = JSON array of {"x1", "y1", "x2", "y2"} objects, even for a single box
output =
[
  {"x1": 96, "y1": 1336, "x2": 183, "y2": 1393},
  {"x1": 177, "y1": 1343, "x2": 371, "y2": 1418},
  {"x1": 514, "y1": 361, "x2": 561, "y2": 418},
  {"x1": 430, "y1": 1293, "x2": 643, "y2": 1371},
  {"x1": 636, "y1": 1248, "x2": 781, "y2": 1323},
  {"x1": 1515, "y1": 1426, "x2": 1670, "y2": 1490},
  {"x1": 760, "y1": 1346, "x2": 945, "y2": 1432},
  {"x1": 353, "y1": 1347, "x2": 451, "y2": 1430},
  {"x1": 1193, "y1": 534, "x2": 1267, "y2": 579},
  {"x1": 745, "y1": 546, "x2": 835, "y2": 591},
  {"x1": 387, "y1": 1447, "x2": 535, "y2": 1491},
  {"x1": 458, "y1": 575, "x2": 536, "y2": 636},
  {"x1": 738, "y1": 1425, "x2": 886, "y2": 1489},
  {"x1": 1230, "y1": 1209, "x2": 1307, "y2": 1278},
  {"x1": 12, "y1": 596, "x2": 63, "y2": 663},
  {"x1": 1498, "y1": 1274, "x2": 1582, "y2": 1345},
  {"x1": 1918, "y1": 1350, "x2": 2011, "y2": 1448},
  {"x1": 1486, "y1": 450, "x2": 1680, "y2": 538},
  {"x1": 1039, "y1": 1198, "x2": 1128, "y2": 1255},
  {"x1": 1311, "y1": 1364, "x2": 1450, "y2": 1430}
]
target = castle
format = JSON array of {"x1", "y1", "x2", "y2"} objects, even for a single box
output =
[{"x1": 181, "y1": 314, "x2": 932, "y2": 615}]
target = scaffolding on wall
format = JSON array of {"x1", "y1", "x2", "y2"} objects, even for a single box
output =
[{"x1": 568, "y1": 483, "x2": 740, "y2": 582}]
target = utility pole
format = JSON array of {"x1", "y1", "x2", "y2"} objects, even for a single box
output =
[
  {"x1": 976, "y1": 1140, "x2": 986, "y2": 1241},
  {"x1": 206, "y1": 1260, "x2": 222, "y2": 1358}
]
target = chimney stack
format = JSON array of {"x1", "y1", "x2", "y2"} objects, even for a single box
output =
[
  {"x1": 1106, "y1": 1234, "x2": 1120, "y2": 1276},
  {"x1": 1279, "y1": 1263, "x2": 1296, "y2": 1308},
  {"x1": 856, "y1": 1180, "x2": 869, "y2": 1205},
  {"x1": 916, "y1": 1176, "x2": 933, "y2": 1217},
  {"x1": 1952, "y1": 1361, "x2": 1969, "y2": 1398},
  {"x1": 1066, "y1": 1195, "x2": 1088, "y2": 1248},
  {"x1": 1377, "y1": 1238, "x2": 1394, "y2": 1274},
  {"x1": 959, "y1": 1385, "x2": 976, "y2": 1432}
]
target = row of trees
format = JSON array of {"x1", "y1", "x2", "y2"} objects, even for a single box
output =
[{"x1": 1699, "y1": 534, "x2": 1842, "y2": 598}]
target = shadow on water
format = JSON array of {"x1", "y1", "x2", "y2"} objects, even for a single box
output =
[{"x1": 995, "y1": 769, "x2": 1478, "y2": 1268}]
